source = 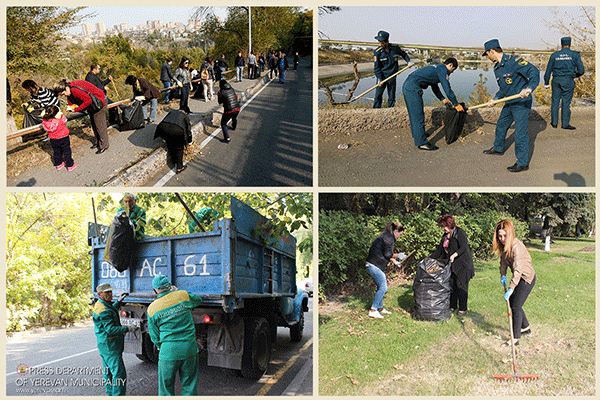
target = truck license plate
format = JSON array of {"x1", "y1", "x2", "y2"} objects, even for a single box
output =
[{"x1": 120, "y1": 318, "x2": 141, "y2": 327}]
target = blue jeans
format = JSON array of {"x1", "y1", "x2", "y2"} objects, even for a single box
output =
[
  {"x1": 162, "y1": 81, "x2": 171, "y2": 102},
  {"x1": 279, "y1": 69, "x2": 286, "y2": 83},
  {"x1": 236, "y1": 66, "x2": 244, "y2": 81},
  {"x1": 366, "y1": 262, "x2": 387, "y2": 310},
  {"x1": 141, "y1": 98, "x2": 158, "y2": 121}
]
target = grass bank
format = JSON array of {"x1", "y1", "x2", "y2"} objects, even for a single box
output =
[{"x1": 318, "y1": 237, "x2": 595, "y2": 396}]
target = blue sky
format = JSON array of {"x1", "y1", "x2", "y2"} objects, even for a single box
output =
[{"x1": 319, "y1": 6, "x2": 592, "y2": 50}]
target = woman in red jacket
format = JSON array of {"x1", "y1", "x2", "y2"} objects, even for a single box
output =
[{"x1": 54, "y1": 79, "x2": 109, "y2": 154}]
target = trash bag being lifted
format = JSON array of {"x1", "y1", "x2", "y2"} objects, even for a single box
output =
[
  {"x1": 103, "y1": 210, "x2": 136, "y2": 272},
  {"x1": 443, "y1": 102, "x2": 467, "y2": 144},
  {"x1": 412, "y1": 257, "x2": 451, "y2": 321}
]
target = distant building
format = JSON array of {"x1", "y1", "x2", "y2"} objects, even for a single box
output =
[
  {"x1": 96, "y1": 22, "x2": 106, "y2": 36},
  {"x1": 81, "y1": 23, "x2": 93, "y2": 37}
]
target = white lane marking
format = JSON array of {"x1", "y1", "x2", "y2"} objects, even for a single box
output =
[
  {"x1": 153, "y1": 78, "x2": 275, "y2": 187},
  {"x1": 6, "y1": 348, "x2": 98, "y2": 377}
]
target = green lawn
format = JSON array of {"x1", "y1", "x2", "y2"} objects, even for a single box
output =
[{"x1": 318, "y1": 237, "x2": 595, "y2": 396}]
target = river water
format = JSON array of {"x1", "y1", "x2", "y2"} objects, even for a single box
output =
[{"x1": 319, "y1": 63, "x2": 546, "y2": 107}]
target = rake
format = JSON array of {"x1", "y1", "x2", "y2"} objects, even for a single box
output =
[{"x1": 492, "y1": 284, "x2": 539, "y2": 382}]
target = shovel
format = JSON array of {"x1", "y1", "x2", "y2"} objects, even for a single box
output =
[
  {"x1": 333, "y1": 64, "x2": 413, "y2": 105},
  {"x1": 467, "y1": 93, "x2": 524, "y2": 111}
]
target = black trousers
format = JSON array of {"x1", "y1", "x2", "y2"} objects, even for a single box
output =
[
  {"x1": 166, "y1": 141, "x2": 184, "y2": 170},
  {"x1": 509, "y1": 275, "x2": 536, "y2": 339},
  {"x1": 449, "y1": 272, "x2": 469, "y2": 312},
  {"x1": 50, "y1": 136, "x2": 74, "y2": 167}
]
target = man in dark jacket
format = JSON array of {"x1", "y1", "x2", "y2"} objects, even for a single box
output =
[
  {"x1": 125, "y1": 75, "x2": 160, "y2": 123},
  {"x1": 217, "y1": 81, "x2": 241, "y2": 143},
  {"x1": 234, "y1": 52, "x2": 245, "y2": 82},
  {"x1": 214, "y1": 54, "x2": 228, "y2": 82},
  {"x1": 160, "y1": 58, "x2": 175, "y2": 104},
  {"x1": 85, "y1": 63, "x2": 119, "y2": 128}
]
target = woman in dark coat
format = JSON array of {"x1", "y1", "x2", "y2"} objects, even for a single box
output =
[
  {"x1": 365, "y1": 222, "x2": 404, "y2": 319},
  {"x1": 430, "y1": 215, "x2": 474, "y2": 315}
]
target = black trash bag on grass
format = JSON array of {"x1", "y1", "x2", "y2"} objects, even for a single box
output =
[{"x1": 412, "y1": 257, "x2": 451, "y2": 321}]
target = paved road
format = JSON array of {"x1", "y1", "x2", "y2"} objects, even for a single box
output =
[
  {"x1": 319, "y1": 109, "x2": 595, "y2": 187},
  {"x1": 146, "y1": 62, "x2": 313, "y2": 187},
  {"x1": 6, "y1": 304, "x2": 313, "y2": 396}
]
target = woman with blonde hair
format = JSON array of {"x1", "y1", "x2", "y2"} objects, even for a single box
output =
[{"x1": 493, "y1": 219, "x2": 536, "y2": 346}]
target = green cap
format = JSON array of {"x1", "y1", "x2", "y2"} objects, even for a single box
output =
[
  {"x1": 153, "y1": 274, "x2": 171, "y2": 290},
  {"x1": 96, "y1": 283, "x2": 115, "y2": 293}
]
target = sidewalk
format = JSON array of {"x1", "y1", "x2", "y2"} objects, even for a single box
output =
[{"x1": 8, "y1": 73, "x2": 271, "y2": 187}]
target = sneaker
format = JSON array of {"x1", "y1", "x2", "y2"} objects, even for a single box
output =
[
  {"x1": 379, "y1": 308, "x2": 392, "y2": 315},
  {"x1": 521, "y1": 326, "x2": 532, "y2": 335},
  {"x1": 368, "y1": 309, "x2": 384, "y2": 319},
  {"x1": 67, "y1": 163, "x2": 77, "y2": 172},
  {"x1": 56, "y1": 162, "x2": 65, "y2": 171},
  {"x1": 457, "y1": 310, "x2": 467, "y2": 316}
]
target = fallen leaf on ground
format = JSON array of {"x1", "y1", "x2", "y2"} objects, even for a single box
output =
[{"x1": 393, "y1": 364, "x2": 404, "y2": 370}]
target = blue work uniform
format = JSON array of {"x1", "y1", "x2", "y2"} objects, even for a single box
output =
[
  {"x1": 402, "y1": 64, "x2": 459, "y2": 146},
  {"x1": 93, "y1": 299, "x2": 128, "y2": 396},
  {"x1": 148, "y1": 289, "x2": 203, "y2": 396},
  {"x1": 490, "y1": 54, "x2": 540, "y2": 167},
  {"x1": 543, "y1": 47, "x2": 585, "y2": 128},
  {"x1": 373, "y1": 44, "x2": 410, "y2": 108}
]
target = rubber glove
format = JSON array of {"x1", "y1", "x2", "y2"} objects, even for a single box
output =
[
  {"x1": 503, "y1": 288, "x2": 514, "y2": 301},
  {"x1": 455, "y1": 104, "x2": 465, "y2": 112},
  {"x1": 398, "y1": 252, "x2": 407, "y2": 261},
  {"x1": 170, "y1": 285, "x2": 178, "y2": 292},
  {"x1": 519, "y1": 88, "x2": 532, "y2": 98},
  {"x1": 177, "y1": 80, "x2": 183, "y2": 87},
  {"x1": 118, "y1": 292, "x2": 129, "y2": 302},
  {"x1": 66, "y1": 104, "x2": 77, "y2": 112},
  {"x1": 500, "y1": 275, "x2": 507, "y2": 286},
  {"x1": 442, "y1": 98, "x2": 450, "y2": 105},
  {"x1": 134, "y1": 95, "x2": 145, "y2": 101}
]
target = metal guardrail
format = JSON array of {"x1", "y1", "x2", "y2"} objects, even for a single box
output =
[{"x1": 7, "y1": 70, "x2": 236, "y2": 142}]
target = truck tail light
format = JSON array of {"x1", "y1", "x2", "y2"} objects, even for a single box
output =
[
  {"x1": 305, "y1": 283, "x2": 309, "y2": 290},
  {"x1": 203, "y1": 315, "x2": 212, "y2": 323},
  {"x1": 121, "y1": 311, "x2": 129, "y2": 317}
]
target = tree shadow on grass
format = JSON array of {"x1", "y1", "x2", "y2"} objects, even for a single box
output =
[{"x1": 456, "y1": 311, "x2": 507, "y2": 368}]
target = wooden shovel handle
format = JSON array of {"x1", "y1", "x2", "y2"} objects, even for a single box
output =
[
  {"x1": 469, "y1": 93, "x2": 524, "y2": 110},
  {"x1": 350, "y1": 64, "x2": 413, "y2": 102}
]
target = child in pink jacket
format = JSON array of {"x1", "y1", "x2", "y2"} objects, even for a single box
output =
[{"x1": 42, "y1": 105, "x2": 76, "y2": 171}]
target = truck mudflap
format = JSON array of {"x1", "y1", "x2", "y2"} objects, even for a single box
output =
[{"x1": 207, "y1": 313, "x2": 244, "y2": 370}]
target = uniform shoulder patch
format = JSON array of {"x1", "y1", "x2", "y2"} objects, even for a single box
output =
[
  {"x1": 517, "y1": 57, "x2": 528, "y2": 66},
  {"x1": 93, "y1": 301, "x2": 106, "y2": 315}
]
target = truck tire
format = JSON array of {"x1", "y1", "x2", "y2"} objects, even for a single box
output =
[
  {"x1": 140, "y1": 332, "x2": 160, "y2": 364},
  {"x1": 241, "y1": 317, "x2": 271, "y2": 380},
  {"x1": 290, "y1": 312, "x2": 304, "y2": 342}
]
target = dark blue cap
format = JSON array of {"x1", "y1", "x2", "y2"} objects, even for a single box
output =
[
  {"x1": 561, "y1": 37, "x2": 571, "y2": 46},
  {"x1": 483, "y1": 39, "x2": 501, "y2": 56},
  {"x1": 375, "y1": 30, "x2": 389, "y2": 42}
]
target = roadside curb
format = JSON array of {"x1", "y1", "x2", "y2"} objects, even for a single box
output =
[
  {"x1": 7, "y1": 320, "x2": 93, "y2": 342},
  {"x1": 104, "y1": 75, "x2": 272, "y2": 187}
]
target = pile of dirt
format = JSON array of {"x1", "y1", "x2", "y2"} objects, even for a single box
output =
[{"x1": 578, "y1": 246, "x2": 595, "y2": 253}]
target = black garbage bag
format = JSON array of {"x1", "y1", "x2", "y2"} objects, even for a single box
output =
[
  {"x1": 444, "y1": 102, "x2": 467, "y2": 144},
  {"x1": 412, "y1": 257, "x2": 451, "y2": 321},
  {"x1": 103, "y1": 210, "x2": 136, "y2": 272},
  {"x1": 154, "y1": 110, "x2": 192, "y2": 145},
  {"x1": 23, "y1": 107, "x2": 44, "y2": 128},
  {"x1": 118, "y1": 100, "x2": 145, "y2": 131}
]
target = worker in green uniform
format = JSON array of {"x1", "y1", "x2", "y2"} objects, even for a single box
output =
[
  {"x1": 188, "y1": 207, "x2": 220, "y2": 233},
  {"x1": 93, "y1": 283, "x2": 137, "y2": 396},
  {"x1": 148, "y1": 275, "x2": 203, "y2": 396},
  {"x1": 117, "y1": 193, "x2": 146, "y2": 240}
]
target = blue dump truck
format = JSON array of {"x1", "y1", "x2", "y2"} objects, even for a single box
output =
[{"x1": 89, "y1": 197, "x2": 309, "y2": 379}]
